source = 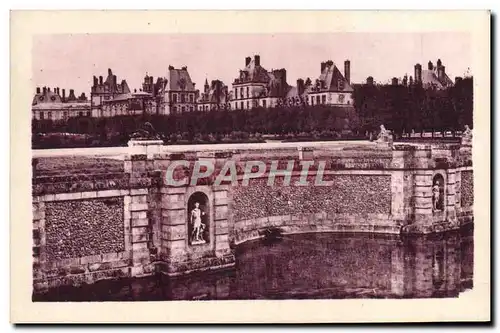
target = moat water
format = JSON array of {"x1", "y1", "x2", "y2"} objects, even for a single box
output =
[{"x1": 34, "y1": 226, "x2": 473, "y2": 301}]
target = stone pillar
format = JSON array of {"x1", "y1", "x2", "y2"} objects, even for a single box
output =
[
  {"x1": 214, "y1": 185, "x2": 231, "y2": 257},
  {"x1": 126, "y1": 152, "x2": 154, "y2": 277},
  {"x1": 410, "y1": 146, "x2": 433, "y2": 232},
  {"x1": 445, "y1": 169, "x2": 458, "y2": 224},
  {"x1": 128, "y1": 139, "x2": 164, "y2": 159},
  {"x1": 160, "y1": 186, "x2": 188, "y2": 273},
  {"x1": 32, "y1": 198, "x2": 48, "y2": 292}
]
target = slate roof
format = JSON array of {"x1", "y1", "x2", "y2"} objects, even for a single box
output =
[
  {"x1": 308, "y1": 61, "x2": 353, "y2": 94},
  {"x1": 32, "y1": 91, "x2": 62, "y2": 105},
  {"x1": 421, "y1": 69, "x2": 454, "y2": 89},
  {"x1": 235, "y1": 58, "x2": 271, "y2": 84},
  {"x1": 198, "y1": 80, "x2": 229, "y2": 104},
  {"x1": 168, "y1": 67, "x2": 196, "y2": 91}
]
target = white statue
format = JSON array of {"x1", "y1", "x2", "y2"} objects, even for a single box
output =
[
  {"x1": 377, "y1": 124, "x2": 393, "y2": 144},
  {"x1": 461, "y1": 124, "x2": 472, "y2": 146},
  {"x1": 190, "y1": 202, "x2": 206, "y2": 243},
  {"x1": 432, "y1": 180, "x2": 442, "y2": 211}
]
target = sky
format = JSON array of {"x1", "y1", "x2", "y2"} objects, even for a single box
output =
[{"x1": 32, "y1": 33, "x2": 472, "y2": 96}]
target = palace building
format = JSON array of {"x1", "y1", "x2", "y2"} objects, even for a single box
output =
[
  {"x1": 302, "y1": 60, "x2": 354, "y2": 106},
  {"x1": 230, "y1": 55, "x2": 290, "y2": 110},
  {"x1": 32, "y1": 86, "x2": 90, "y2": 120},
  {"x1": 90, "y1": 68, "x2": 132, "y2": 117},
  {"x1": 158, "y1": 65, "x2": 199, "y2": 114},
  {"x1": 197, "y1": 79, "x2": 230, "y2": 111}
]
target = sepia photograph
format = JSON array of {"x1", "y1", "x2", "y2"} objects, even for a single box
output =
[{"x1": 10, "y1": 10, "x2": 490, "y2": 323}]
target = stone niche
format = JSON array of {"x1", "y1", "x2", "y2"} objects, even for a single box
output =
[
  {"x1": 187, "y1": 191, "x2": 211, "y2": 246},
  {"x1": 159, "y1": 184, "x2": 234, "y2": 276}
]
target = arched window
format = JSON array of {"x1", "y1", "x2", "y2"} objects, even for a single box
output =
[{"x1": 187, "y1": 192, "x2": 210, "y2": 245}]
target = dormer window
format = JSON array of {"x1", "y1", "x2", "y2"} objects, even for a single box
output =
[{"x1": 338, "y1": 79, "x2": 344, "y2": 91}]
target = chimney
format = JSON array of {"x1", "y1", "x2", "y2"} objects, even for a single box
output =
[
  {"x1": 320, "y1": 62, "x2": 326, "y2": 73},
  {"x1": 391, "y1": 77, "x2": 398, "y2": 86},
  {"x1": 455, "y1": 76, "x2": 462, "y2": 85},
  {"x1": 168, "y1": 65, "x2": 174, "y2": 70},
  {"x1": 438, "y1": 65, "x2": 445, "y2": 81},
  {"x1": 93, "y1": 76, "x2": 98, "y2": 87},
  {"x1": 43, "y1": 87, "x2": 46, "y2": 94},
  {"x1": 409, "y1": 76, "x2": 414, "y2": 85},
  {"x1": 62, "y1": 89, "x2": 66, "y2": 101},
  {"x1": 402, "y1": 75, "x2": 408, "y2": 86},
  {"x1": 297, "y1": 79, "x2": 305, "y2": 95},
  {"x1": 245, "y1": 56, "x2": 251, "y2": 66},
  {"x1": 344, "y1": 60, "x2": 351, "y2": 84},
  {"x1": 99, "y1": 76, "x2": 103, "y2": 85},
  {"x1": 280, "y1": 68, "x2": 287, "y2": 86},
  {"x1": 254, "y1": 55, "x2": 260, "y2": 66},
  {"x1": 181, "y1": 66, "x2": 187, "y2": 70},
  {"x1": 69, "y1": 89, "x2": 76, "y2": 100},
  {"x1": 366, "y1": 76, "x2": 374, "y2": 85},
  {"x1": 428, "y1": 61, "x2": 433, "y2": 70},
  {"x1": 414, "y1": 63, "x2": 422, "y2": 84},
  {"x1": 36, "y1": 87, "x2": 40, "y2": 94},
  {"x1": 57, "y1": 87, "x2": 60, "y2": 95},
  {"x1": 113, "y1": 75, "x2": 117, "y2": 86},
  {"x1": 108, "y1": 68, "x2": 112, "y2": 76},
  {"x1": 437, "y1": 59, "x2": 442, "y2": 68}
]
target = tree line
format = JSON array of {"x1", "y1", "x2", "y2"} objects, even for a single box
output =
[{"x1": 32, "y1": 77, "x2": 473, "y2": 147}]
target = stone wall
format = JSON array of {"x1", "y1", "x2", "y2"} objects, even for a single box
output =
[
  {"x1": 461, "y1": 171, "x2": 474, "y2": 208},
  {"x1": 45, "y1": 197, "x2": 124, "y2": 261},
  {"x1": 32, "y1": 140, "x2": 474, "y2": 294},
  {"x1": 232, "y1": 174, "x2": 391, "y2": 221}
]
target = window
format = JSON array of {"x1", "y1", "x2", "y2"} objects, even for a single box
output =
[
  {"x1": 191, "y1": 106, "x2": 195, "y2": 112},
  {"x1": 39, "y1": 112, "x2": 44, "y2": 119},
  {"x1": 262, "y1": 100, "x2": 267, "y2": 108},
  {"x1": 246, "y1": 87, "x2": 249, "y2": 98},
  {"x1": 63, "y1": 111, "x2": 68, "y2": 118},
  {"x1": 181, "y1": 94, "x2": 186, "y2": 103},
  {"x1": 240, "y1": 88, "x2": 244, "y2": 99},
  {"x1": 338, "y1": 79, "x2": 344, "y2": 90},
  {"x1": 247, "y1": 101, "x2": 249, "y2": 109},
  {"x1": 190, "y1": 94, "x2": 194, "y2": 103},
  {"x1": 338, "y1": 94, "x2": 345, "y2": 104},
  {"x1": 87, "y1": 111, "x2": 91, "y2": 116},
  {"x1": 181, "y1": 106, "x2": 185, "y2": 113},
  {"x1": 316, "y1": 96, "x2": 320, "y2": 105},
  {"x1": 322, "y1": 95, "x2": 326, "y2": 104},
  {"x1": 47, "y1": 112, "x2": 52, "y2": 119},
  {"x1": 172, "y1": 106, "x2": 177, "y2": 113},
  {"x1": 235, "y1": 88, "x2": 238, "y2": 99},
  {"x1": 172, "y1": 93, "x2": 177, "y2": 103},
  {"x1": 311, "y1": 97, "x2": 314, "y2": 105},
  {"x1": 78, "y1": 111, "x2": 83, "y2": 117}
]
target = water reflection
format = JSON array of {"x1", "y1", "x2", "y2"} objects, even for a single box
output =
[{"x1": 33, "y1": 226, "x2": 473, "y2": 301}]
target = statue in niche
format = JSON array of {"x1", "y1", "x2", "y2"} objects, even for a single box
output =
[
  {"x1": 432, "y1": 178, "x2": 444, "y2": 211},
  {"x1": 190, "y1": 202, "x2": 206, "y2": 244},
  {"x1": 461, "y1": 124, "x2": 473, "y2": 146}
]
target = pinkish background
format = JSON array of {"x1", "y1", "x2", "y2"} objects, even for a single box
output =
[{"x1": 32, "y1": 33, "x2": 471, "y2": 95}]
